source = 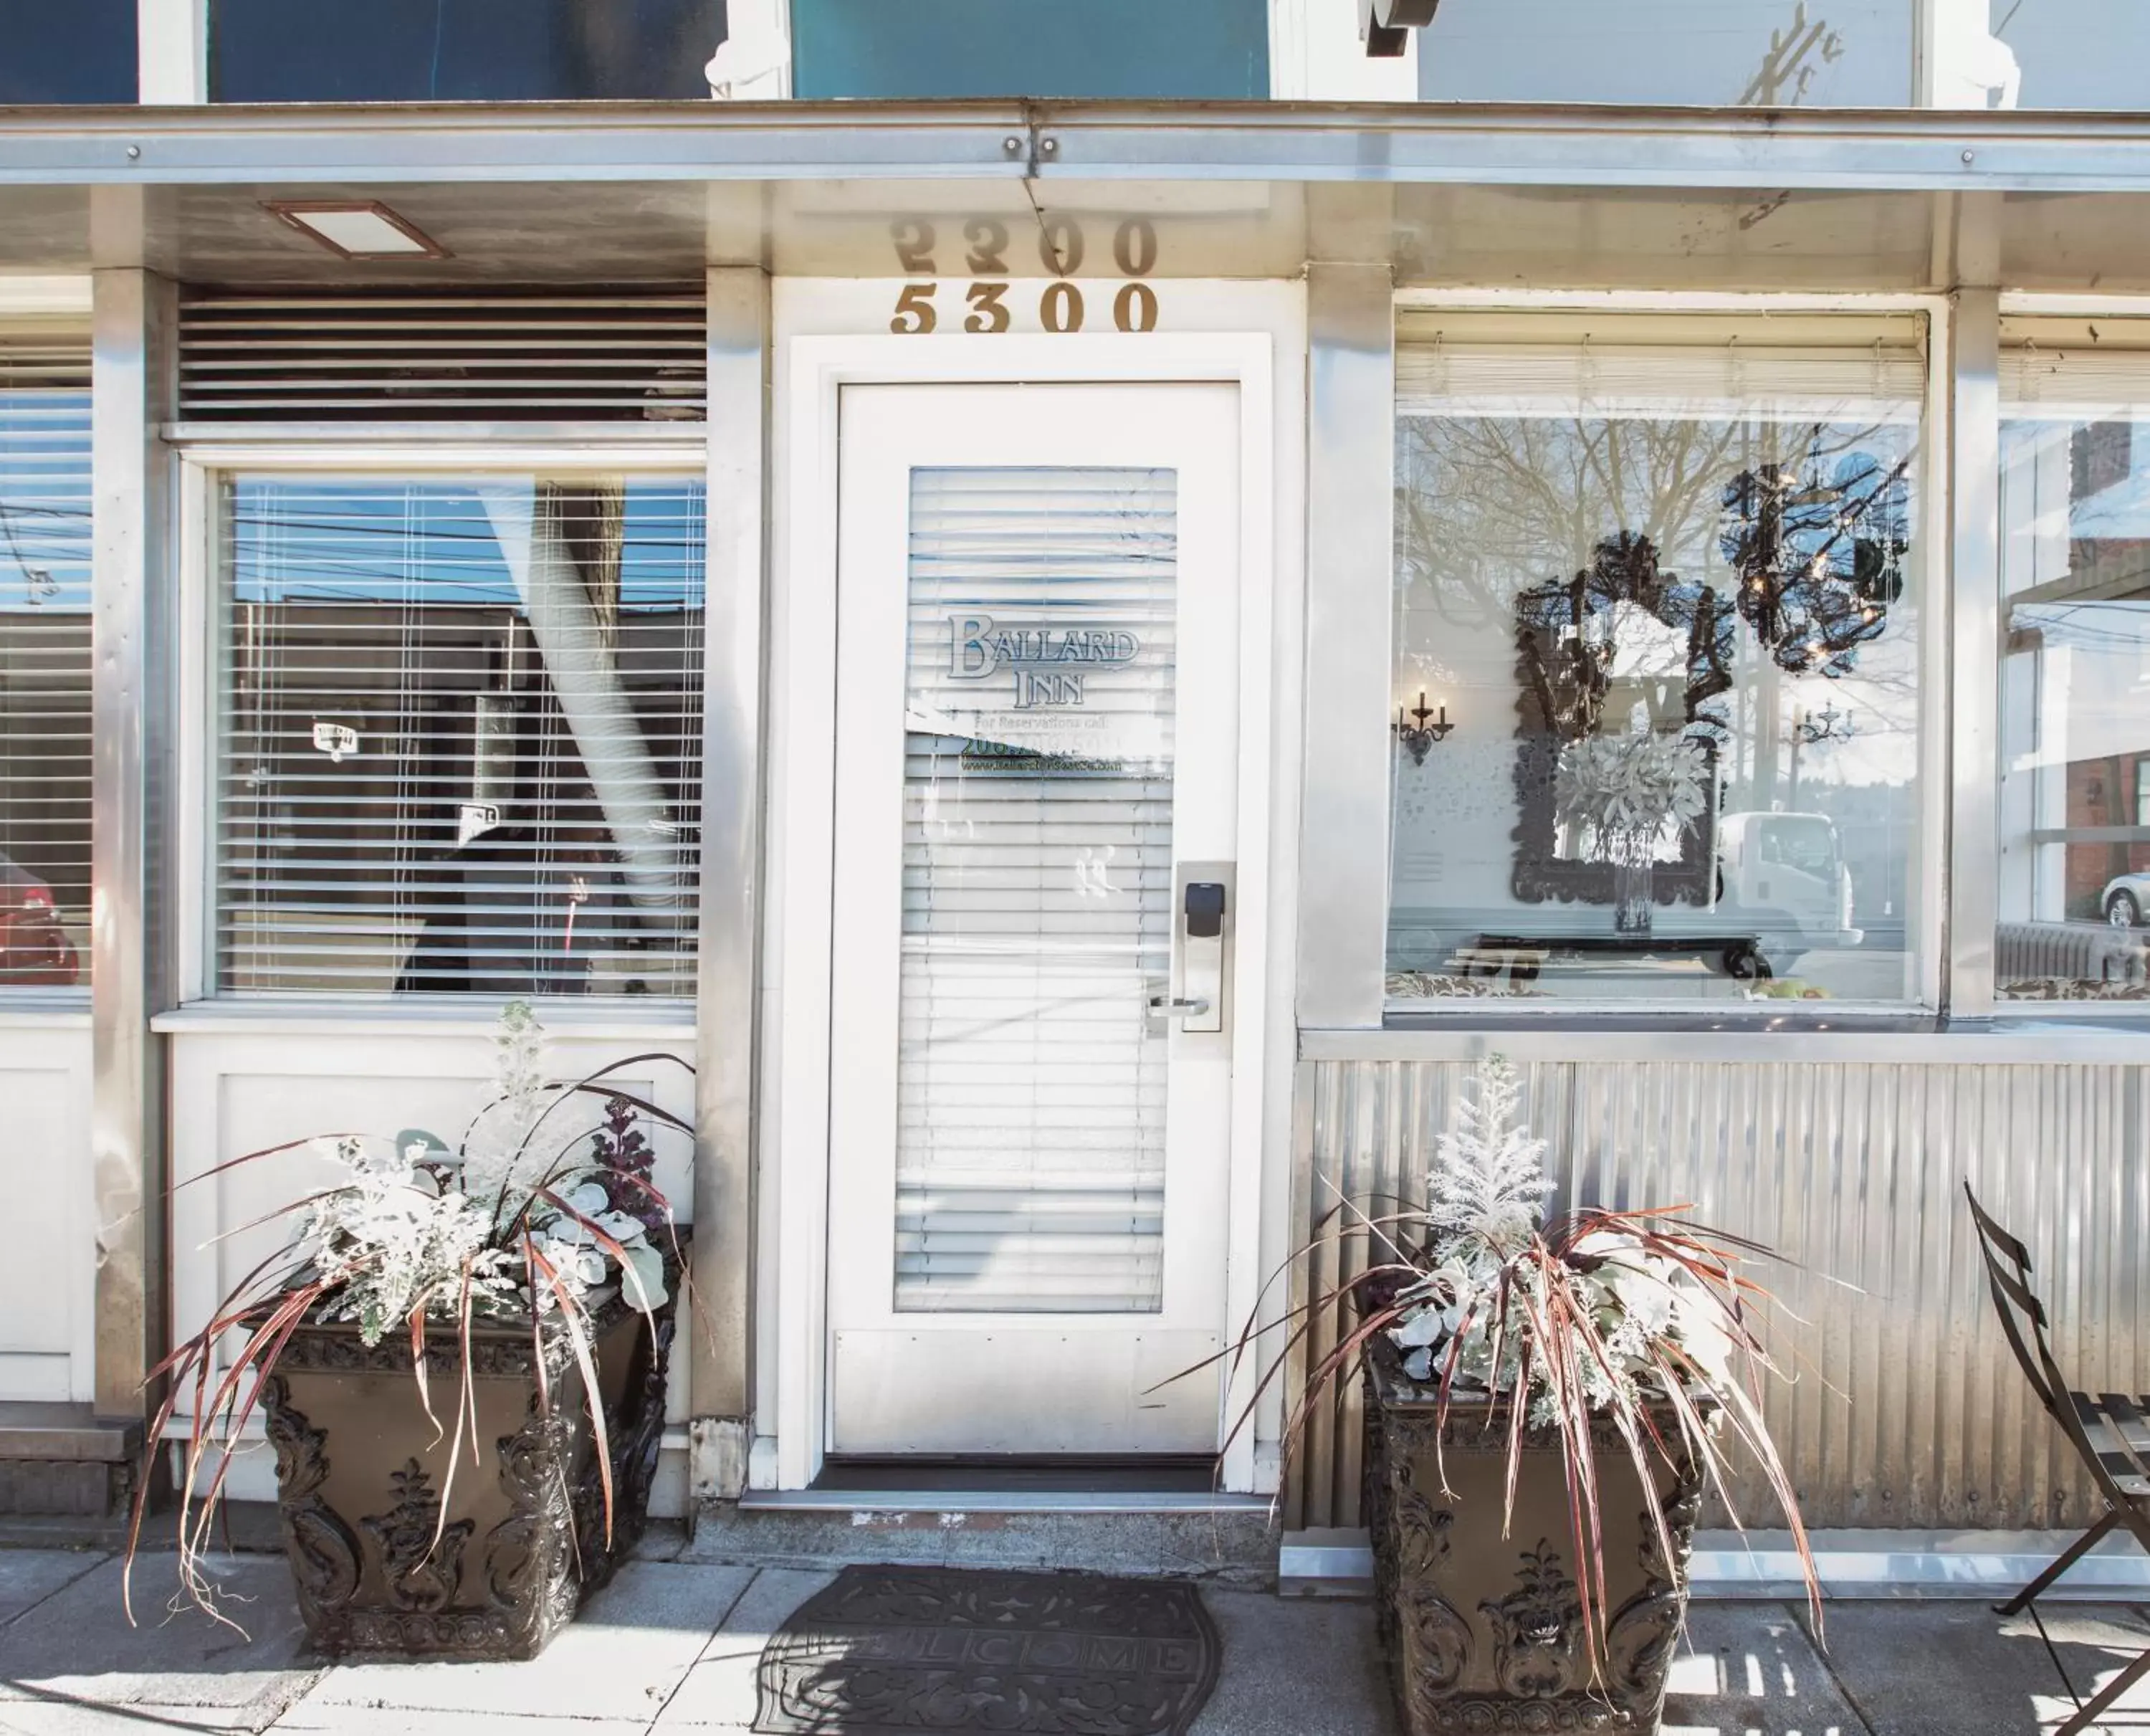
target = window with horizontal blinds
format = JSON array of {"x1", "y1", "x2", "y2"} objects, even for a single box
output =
[
  {"x1": 1997, "y1": 320, "x2": 2150, "y2": 993},
  {"x1": 0, "y1": 334, "x2": 91, "y2": 991},
  {"x1": 1388, "y1": 313, "x2": 1928, "y2": 1008},
  {"x1": 896, "y1": 467, "x2": 1177, "y2": 1315},
  {"x1": 216, "y1": 472, "x2": 705, "y2": 998}
]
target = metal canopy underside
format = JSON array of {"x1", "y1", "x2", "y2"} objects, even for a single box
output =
[{"x1": 1, "y1": 100, "x2": 2149, "y2": 286}]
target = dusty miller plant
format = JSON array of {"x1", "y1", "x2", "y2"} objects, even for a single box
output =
[{"x1": 128, "y1": 1002, "x2": 690, "y2": 1628}]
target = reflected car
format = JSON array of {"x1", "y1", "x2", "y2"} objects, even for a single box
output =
[
  {"x1": 0, "y1": 854, "x2": 80, "y2": 986},
  {"x1": 2104, "y1": 872, "x2": 2150, "y2": 927}
]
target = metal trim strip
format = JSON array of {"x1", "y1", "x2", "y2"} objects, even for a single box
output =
[
  {"x1": 1282, "y1": 1529, "x2": 2150, "y2": 1598},
  {"x1": 9, "y1": 102, "x2": 2150, "y2": 191},
  {"x1": 1300, "y1": 1024, "x2": 2150, "y2": 1062}
]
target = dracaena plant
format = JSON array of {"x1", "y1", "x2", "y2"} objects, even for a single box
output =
[
  {"x1": 128, "y1": 1001, "x2": 690, "y2": 1627},
  {"x1": 1223, "y1": 1057, "x2": 1817, "y2": 1664}
]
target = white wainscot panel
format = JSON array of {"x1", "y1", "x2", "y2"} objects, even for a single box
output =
[
  {"x1": 168, "y1": 1027, "x2": 696, "y2": 1507},
  {"x1": 0, "y1": 1024, "x2": 91, "y2": 1402}
]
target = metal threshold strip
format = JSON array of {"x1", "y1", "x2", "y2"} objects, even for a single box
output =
[
  {"x1": 750, "y1": 1461, "x2": 1268, "y2": 1516},
  {"x1": 6, "y1": 100, "x2": 2150, "y2": 193},
  {"x1": 742, "y1": 1489, "x2": 1272, "y2": 1515}
]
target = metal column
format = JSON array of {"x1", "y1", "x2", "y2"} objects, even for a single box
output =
[
  {"x1": 688, "y1": 265, "x2": 770, "y2": 1503},
  {"x1": 88, "y1": 269, "x2": 177, "y2": 1426},
  {"x1": 1295, "y1": 262, "x2": 1394, "y2": 1031},
  {"x1": 1944, "y1": 213, "x2": 2002, "y2": 1018}
]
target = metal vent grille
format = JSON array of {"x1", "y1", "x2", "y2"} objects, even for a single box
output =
[{"x1": 178, "y1": 292, "x2": 707, "y2": 424}]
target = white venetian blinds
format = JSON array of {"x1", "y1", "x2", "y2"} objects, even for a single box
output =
[
  {"x1": 217, "y1": 473, "x2": 706, "y2": 998},
  {"x1": 0, "y1": 332, "x2": 92, "y2": 990},
  {"x1": 2003, "y1": 320, "x2": 2150, "y2": 417},
  {"x1": 1395, "y1": 311, "x2": 1928, "y2": 420},
  {"x1": 895, "y1": 467, "x2": 1177, "y2": 1315}
]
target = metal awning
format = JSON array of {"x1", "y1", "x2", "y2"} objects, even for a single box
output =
[{"x1": 0, "y1": 100, "x2": 2147, "y2": 287}]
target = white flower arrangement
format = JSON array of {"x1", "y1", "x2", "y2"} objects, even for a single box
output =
[
  {"x1": 1228, "y1": 1057, "x2": 1818, "y2": 1648},
  {"x1": 290, "y1": 1005, "x2": 676, "y2": 1344},
  {"x1": 135, "y1": 1002, "x2": 689, "y2": 1625},
  {"x1": 1382, "y1": 1059, "x2": 1761, "y2": 1423},
  {"x1": 1554, "y1": 728, "x2": 1712, "y2": 857}
]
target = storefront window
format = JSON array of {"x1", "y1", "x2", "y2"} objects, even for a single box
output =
[
  {"x1": 0, "y1": 335, "x2": 91, "y2": 990},
  {"x1": 216, "y1": 472, "x2": 705, "y2": 998},
  {"x1": 1387, "y1": 313, "x2": 1926, "y2": 1008},
  {"x1": 1997, "y1": 323, "x2": 2150, "y2": 1003}
]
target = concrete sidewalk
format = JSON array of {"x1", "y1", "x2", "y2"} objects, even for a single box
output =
[{"x1": 3, "y1": 1538, "x2": 2149, "y2": 1735}]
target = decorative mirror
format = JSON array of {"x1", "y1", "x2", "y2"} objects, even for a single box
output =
[{"x1": 1509, "y1": 533, "x2": 1733, "y2": 908}]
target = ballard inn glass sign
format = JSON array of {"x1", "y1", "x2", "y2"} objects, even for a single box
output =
[{"x1": 946, "y1": 611, "x2": 1141, "y2": 709}]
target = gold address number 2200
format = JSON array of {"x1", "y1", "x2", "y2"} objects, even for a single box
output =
[{"x1": 888, "y1": 217, "x2": 1159, "y2": 335}]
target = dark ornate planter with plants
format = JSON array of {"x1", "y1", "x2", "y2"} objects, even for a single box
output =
[
  {"x1": 1223, "y1": 1057, "x2": 1815, "y2": 1736},
  {"x1": 261, "y1": 1261, "x2": 680, "y2": 1661},
  {"x1": 1362, "y1": 1335, "x2": 1701, "y2": 1734},
  {"x1": 129, "y1": 1003, "x2": 694, "y2": 1661}
]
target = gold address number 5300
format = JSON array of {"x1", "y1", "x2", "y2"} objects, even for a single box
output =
[{"x1": 889, "y1": 217, "x2": 1160, "y2": 335}]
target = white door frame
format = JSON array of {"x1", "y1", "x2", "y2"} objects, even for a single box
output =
[{"x1": 772, "y1": 333, "x2": 1276, "y2": 1492}]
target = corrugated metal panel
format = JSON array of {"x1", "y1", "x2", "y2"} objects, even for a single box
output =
[
  {"x1": 1286, "y1": 1057, "x2": 2150, "y2": 1532},
  {"x1": 176, "y1": 291, "x2": 707, "y2": 423}
]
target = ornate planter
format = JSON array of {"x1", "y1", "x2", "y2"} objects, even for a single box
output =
[
  {"x1": 1362, "y1": 1337, "x2": 1701, "y2": 1735},
  {"x1": 259, "y1": 1280, "x2": 677, "y2": 1661}
]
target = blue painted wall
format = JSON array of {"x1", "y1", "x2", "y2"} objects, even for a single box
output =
[
  {"x1": 0, "y1": 0, "x2": 138, "y2": 102},
  {"x1": 792, "y1": 0, "x2": 1269, "y2": 100},
  {"x1": 212, "y1": 0, "x2": 726, "y2": 102}
]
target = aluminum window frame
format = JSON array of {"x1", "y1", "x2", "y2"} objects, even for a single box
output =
[
  {"x1": 172, "y1": 434, "x2": 710, "y2": 1017},
  {"x1": 1309, "y1": 287, "x2": 1959, "y2": 1032},
  {"x1": 1959, "y1": 290, "x2": 2150, "y2": 1021}
]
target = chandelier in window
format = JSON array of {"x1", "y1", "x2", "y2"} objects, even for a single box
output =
[{"x1": 1716, "y1": 441, "x2": 1911, "y2": 677}]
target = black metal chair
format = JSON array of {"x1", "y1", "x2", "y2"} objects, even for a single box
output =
[{"x1": 1967, "y1": 1181, "x2": 2150, "y2": 1736}]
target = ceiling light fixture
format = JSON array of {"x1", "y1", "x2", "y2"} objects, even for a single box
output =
[{"x1": 263, "y1": 201, "x2": 450, "y2": 262}]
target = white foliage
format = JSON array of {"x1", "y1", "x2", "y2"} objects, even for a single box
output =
[
  {"x1": 1389, "y1": 1057, "x2": 1749, "y2": 1415},
  {"x1": 290, "y1": 1002, "x2": 672, "y2": 1345},
  {"x1": 1423, "y1": 1057, "x2": 1554, "y2": 1258},
  {"x1": 1555, "y1": 729, "x2": 1711, "y2": 854}
]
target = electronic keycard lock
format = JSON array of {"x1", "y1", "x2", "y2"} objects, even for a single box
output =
[{"x1": 1150, "y1": 861, "x2": 1233, "y2": 1039}]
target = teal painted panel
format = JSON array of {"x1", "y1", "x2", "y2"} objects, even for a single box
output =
[{"x1": 792, "y1": 0, "x2": 1268, "y2": 100}]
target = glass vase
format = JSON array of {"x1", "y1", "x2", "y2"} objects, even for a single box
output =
[{"x1": 1612, "y1": 844, "x2": 1656, "y2": 935}]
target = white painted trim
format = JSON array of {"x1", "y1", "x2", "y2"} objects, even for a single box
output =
[
  {"x1": 768, "y1": 314, "x2": 1287, "y2": 1493},
  {"x1": 174, "y1": 458, "x2": 211, "y2": 1006},
  {"x1": 704, "y1": 0, "x2": 792, "y2": 101},
  {"x1": 137, "y1": 0, "x2": 209, "y2": 105},
  {"x1": 1268, "y1": 0, "x2": 1418, "y2": 102}
]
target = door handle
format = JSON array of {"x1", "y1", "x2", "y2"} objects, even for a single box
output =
[{"x1": 1148, "y1": 995, "x2": 1213, "y2": 1018}]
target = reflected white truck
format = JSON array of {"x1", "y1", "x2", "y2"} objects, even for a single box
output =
[{"x1": 1713, "y1": 811, "x2": 1863, "y2": 970}]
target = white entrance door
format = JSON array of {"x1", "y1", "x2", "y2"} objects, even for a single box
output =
[{"x1": 826, "y1": 381, "x2": 1242, "y2": 1458}]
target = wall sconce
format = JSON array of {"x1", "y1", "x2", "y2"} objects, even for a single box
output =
[
  {"x1": 1793, "y1": 702, "x2": 1855, "y2": 746},
  {"x1": 1393, "y1": 692, "x2": 1453, "y2": 766}
]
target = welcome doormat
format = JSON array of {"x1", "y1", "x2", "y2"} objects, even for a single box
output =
[{"x1": 753, "y1": 1563, "x2": 1220, "y2": 1735}]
